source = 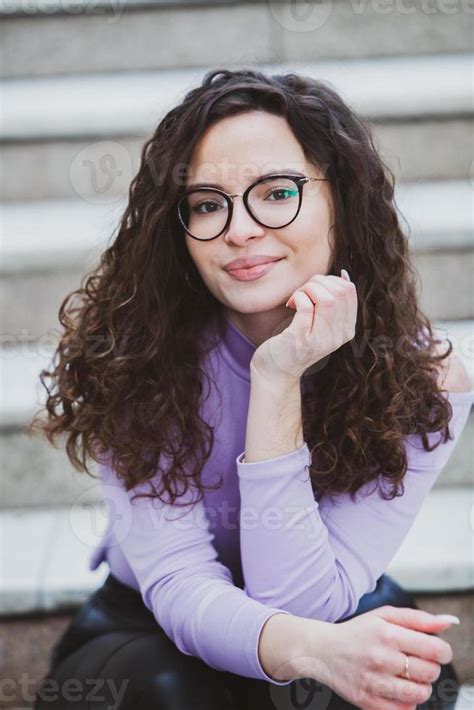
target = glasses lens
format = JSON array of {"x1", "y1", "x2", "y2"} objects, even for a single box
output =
[
  {"x1": 247, "y1": 177, "x2": 300, "y2": 228},
  {"x1": 179, "y1": 189, "x2": 229, "y2": 240}
]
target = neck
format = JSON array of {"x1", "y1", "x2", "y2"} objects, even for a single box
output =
[{"x1": 223, "y1": 305, "x2": 291, "y2": 348}]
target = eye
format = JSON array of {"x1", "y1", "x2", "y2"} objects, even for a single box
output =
[
  {"x1": 192, "y1": 200, "x2": 224, "y2": 215},
  {"x1": 266, "y1": 187, "x2": 299, "y2": 201}
]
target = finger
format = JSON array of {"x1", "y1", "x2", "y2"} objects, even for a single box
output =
[
  {"x1": 392, "y1": 625, "x2": 452, "y2": 665},
  {"x1": 308, "y1": 273, "x2": 347, "y2": 296},
  {"x1": 315, "y1": 274, "x2": 358, "y2": 316},
  {"x1": 304, "y1": 282, "x2": 342, "y2": 307},
  {"x1": 305, "y1": 282, "x2": 350, "y2": 336},
  {"x1": 285, "y1": 272, "x2": 355, "y2": 309},
  {"x1": 370, "y1": 700, "x2": 417, "y2": 710},
  {"x1": 286, "y1": 281, "x2": 334, "y2": 310},
  {"x1": 373, "y1": 606, "x2": 459, "y2": 633},
  {"x1": 377, "y1": 677, "x2": 433, "y2": 706},
  {"x1": 290, "y1": 291, "x2": 315, "y2": 330},
  {"x1": 311, "y1": 272, "x2": 353, "y2": 288},
  {"x1": 312, "y1": 279, "x2": 354, "y2": 332},
  {"x1": 395, "y1": 655, "x2": 441, "y2": 684}
]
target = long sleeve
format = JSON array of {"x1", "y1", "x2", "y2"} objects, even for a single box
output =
[
  {"x1": 236, "y1": 389, "x2": 474, "y2": 622},
  {"x1": 97, "y1": 457, "x2": 294, "y2": 685}
]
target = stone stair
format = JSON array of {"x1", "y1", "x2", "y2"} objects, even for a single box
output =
[{"x1": 1, "y1": 1, "x2": 473, "y2": 707}]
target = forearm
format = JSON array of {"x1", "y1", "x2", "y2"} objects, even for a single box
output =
[
  {"x1": 258, "y1": 612, "x2": 333, "y2": 684},
  {"x1": 244, "y1": 365, "x2": 303, "y2": 463},
  {"x1": 239, "y1": 367, "x2": 358, "y2": 621}
]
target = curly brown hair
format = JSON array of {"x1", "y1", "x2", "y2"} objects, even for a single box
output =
[{"x1": 27, "y1": 67, "x2": 454, "y2": 507}]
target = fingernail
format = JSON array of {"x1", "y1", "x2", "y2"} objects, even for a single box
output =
[
  {"x1": 435, "y1": 614, "x2": 460, "y2": 625},
  {"x1": 285, "y1": 298, "x2": 291, "y2": 308},
  {"x1": 341, "y1": 268, "x2": 351, "y2": 281}
]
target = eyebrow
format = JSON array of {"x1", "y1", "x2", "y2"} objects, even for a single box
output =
[{"x1": 186, "y1": 169, "x2": 306, "y2": 191}]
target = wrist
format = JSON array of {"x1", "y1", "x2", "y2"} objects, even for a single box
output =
[
  {"x1": 250, "y1": 360, "x2": 301, "y2": 393},
  {"x1": 258, "y1": 613, "x2": 306, "y2": 682},
  {"x1": 245, "y1": 369, "x2": 304, "y2": 460},
  {"x1": 258, "y1": 614, "x2": 336, "y2": 685},
  {"x1": 291, "y1": 617, "x2": 337, "y2": 686}
]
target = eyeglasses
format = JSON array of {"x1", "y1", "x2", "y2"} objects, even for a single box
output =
[{"x1": 177, "y1": 173, "x2": 328, "y2": 241}]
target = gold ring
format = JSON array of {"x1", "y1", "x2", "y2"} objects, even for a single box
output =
[{"x1": 402, "y1": 654, "x2": 411, "y2": 680}]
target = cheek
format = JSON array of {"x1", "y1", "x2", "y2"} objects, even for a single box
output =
[
  {"x1": 288, "y1": 219, "x2": 332, "y2": 274},
  {"x1": 186, "y1": 238, "x2": 211, "y2": 273},
  {"x1": 288, "y1": 208, "x2": 331, "y2": 252},
  {"x1": 186, "y1": 242, "x2": 223, "y2": 291}
]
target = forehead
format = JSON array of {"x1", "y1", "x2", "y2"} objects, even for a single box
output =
[{"x1": 187, "y1": 111, "x2": 308, "y2": 190}]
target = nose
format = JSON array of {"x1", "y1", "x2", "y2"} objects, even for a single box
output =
[{"x1": 223, "y1": 196, "x2": 265, "y2": 245}]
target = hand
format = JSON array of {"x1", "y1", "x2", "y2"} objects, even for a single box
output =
[
  {"x1": 250, "y1": 269, "x2": 358, "y2": 382},
  {"x1": 290, "y1": 605, "x2": 454, "y2": 710}
]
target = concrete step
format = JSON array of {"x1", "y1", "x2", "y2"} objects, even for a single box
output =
[
  {"x1": 386, "y1": 487, "x2": 474, "y2": 593},
  {"x1": 1, "y1": 55, "x2": 472, "y2": 202},
  {"x1": 1, "y1": 428, "x2": 103, "y2": 509},
  {"x1": 1, "y1": 0, "x2": 472, "y2": 78},
  {"x1": 395, "y1": 180, "x2": 473, "y2": 253},
  {"x1": 1, "y1": 612, "x2": 74, "y2": 709},
  {"x1": 0, "y1": 505, "x2": 108, "y2": 616},
  {"x1": 2, "y1": 180, "x2": 471, "y2": 276},
  {"x1": 1, "y1": 197, "x2": 124, "y2": 275},
  {"x1": 3, "y1": 55, "x2": 472, "y2": 141},
  {"x1": 414, "y1": 250, "x2": 474, "y2": 321}
]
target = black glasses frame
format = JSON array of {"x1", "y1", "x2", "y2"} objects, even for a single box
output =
[{"x1": 177, "y1": 173, "x2": 328, "y2": 241}]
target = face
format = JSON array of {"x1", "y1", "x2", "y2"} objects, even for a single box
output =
[{"x1": 183, "y1": 110, "x2": 335, "y2": 345}]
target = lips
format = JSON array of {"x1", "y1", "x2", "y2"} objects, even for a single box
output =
[
  {"x1": 224, "y1": 256, "x2": 283, "y2": 272},
  {"x1": 224, "y1": 258, "x2": 283, "y2": 282}
]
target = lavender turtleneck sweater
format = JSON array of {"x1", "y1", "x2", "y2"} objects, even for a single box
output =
[{"x1": 89, "y1": 314, "x2": 473, "y2": 685}]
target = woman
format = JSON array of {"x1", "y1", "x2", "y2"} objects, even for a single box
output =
[{"x1": 30, "y1": 68, "x2": 472, "y2": 709}]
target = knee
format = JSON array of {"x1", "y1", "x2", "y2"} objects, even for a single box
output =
[
  {"x1": 101, "y1": 634, "x2": 232, "y2": 710},
  {"x1": 35, "y1": 632, "x2": 232, "y2": 710},
  {"x1": 137, "y1": 665, "x2": 233, "y2": 710},
  {"x1": 145, "y1": 668, "x2": 192, "y2": 706}
]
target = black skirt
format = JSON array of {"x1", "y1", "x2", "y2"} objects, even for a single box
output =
[{"x1": 33, "y1": 572, "x2": 460, "y2": 710}]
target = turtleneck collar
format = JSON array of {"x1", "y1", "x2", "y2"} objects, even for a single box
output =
[
  {"x1": 218, "y1": 311, "x2": 311, "y2": 394},
  {"x1": 220, "y1": 313, "x2": 257, "y2": 381}
]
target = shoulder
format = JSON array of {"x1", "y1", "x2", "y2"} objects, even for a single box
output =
[{"x1": 431, "y1": 340, "x2": 472, "y2": 393}]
